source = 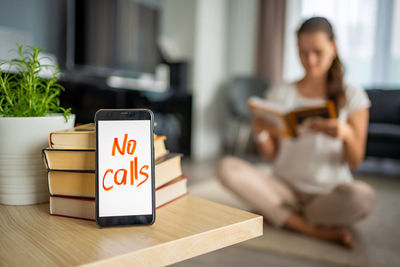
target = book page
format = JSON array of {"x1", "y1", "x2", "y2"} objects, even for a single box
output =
[
  {"x1": 247, "y1": 97, "x2": 288, "y2": 131},
  {"x1": 248, "y1": 97, "x2": 289, "y2": 113}
]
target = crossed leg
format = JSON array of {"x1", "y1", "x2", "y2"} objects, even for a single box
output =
[
  {"x1": 217, "y1": 156, "x2": 375, "y2": 248},
  {"x1": 217, "y1": 156, "x2": 298, "y2": 227}
]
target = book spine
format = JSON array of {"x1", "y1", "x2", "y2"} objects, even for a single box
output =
[
  {"x1": 327, "y1": 101, "x2": 337, "y2": 118},
  {"x1": 283, "y1": 115, "x2": 296, "y2": 137},
  {"x1": 42, "y1": 149, "x2": 50, "y2": 169},
  {"x1": 48, "y1": 133, "x2": 54, "y2": 149},
  {"x1": 47, "y1": 173, "x2": 53, "y2": 195}
]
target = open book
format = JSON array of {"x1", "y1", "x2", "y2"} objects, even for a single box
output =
[{"x1": 248, "y1": 97, "x2": 336, "y2": 137}]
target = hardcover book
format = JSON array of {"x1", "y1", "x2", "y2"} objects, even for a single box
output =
[
  {"x1": 46, "y1": 153, "x2": 183, "y2": 194},
  {"x1": 49, "y1": 196, "x2": 95, "y2": 221},
  {"x1": 43, "y1": 141, "x2": 171, "y2": 172},
  {"x1": 49, "y1": 176, "x2": 188, "y2": 221},
  {"x1": 49, "y1": 123, "x2": 96, "y2": 149},
  {"x1": 155, "y1": 176, "x2": 188, "y2": 208},
  {"x1": 49, "y1": 123, "x2": 168, "y2": 159},
  {"x1": 154, "y1": 153, "x2": 183, "y2": 188},
  {"x1": 248, "y1": 97, "x2": 336, "y2": 137},
  {"x1": 43, "y1": 149, "x2": 95, "y2": 171},
  {"x1": 48, "y1": 171, "x2": 95, "y2": 198}
]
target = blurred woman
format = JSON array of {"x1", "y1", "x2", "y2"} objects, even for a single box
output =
[{"x1": 218, "y1": 17, "x2": 375, "y2": 248}]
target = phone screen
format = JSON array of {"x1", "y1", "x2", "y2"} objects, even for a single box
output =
[{"x1": 96, "y1": 110, "x2": 155, "y2": 226}]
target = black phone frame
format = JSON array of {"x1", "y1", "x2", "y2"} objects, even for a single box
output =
[{"x1": 94, "y1": 109, "x2": 155, "y2": 227}]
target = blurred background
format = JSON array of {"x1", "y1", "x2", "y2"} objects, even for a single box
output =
[
  {"x1": 0, "y1": 0, "x2": 399, "y2": 161},
  {"x1": 1, "y1": 1, "x2": 399, "y2": 265}
]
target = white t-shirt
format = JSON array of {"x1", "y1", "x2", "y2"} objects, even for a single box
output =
[{"x1": 268, "y1": 83, "x2": 371, "y2": 194}]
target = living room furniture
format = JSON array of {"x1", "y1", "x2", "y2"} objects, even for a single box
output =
[
  {"x1": 0, "y1": 195, "x2": 262, "y2": 266},
  {"x1": 226, "y1": 76, "x2": 268, "y2": 155},
  {"x1": 60, "y1": 76, "x2": 192, "y2": 157},
  {"x1": 365, "y1": 89, "x2": 400, "y2": 159}
]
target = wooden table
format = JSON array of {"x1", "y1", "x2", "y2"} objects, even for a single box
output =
[{"x1": 0, "y1": 195, "x2": 262, "y2": 266}]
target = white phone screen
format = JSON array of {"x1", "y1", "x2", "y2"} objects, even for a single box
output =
[{"x1": 98, "y1": 120, "x2": 152, "y2": 217}]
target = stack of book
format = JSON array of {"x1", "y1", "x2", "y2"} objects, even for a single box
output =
[{"x1": 42, "y1": 123, "x2": 188, "y2": 221}]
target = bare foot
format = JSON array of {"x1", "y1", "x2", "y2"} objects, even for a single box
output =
[
  {"x1": 310, "y1": 226, "x2": 354, "y2": 248},
  {"x1": 284, "y1": 213, "x2": 354, "y2": 249}
]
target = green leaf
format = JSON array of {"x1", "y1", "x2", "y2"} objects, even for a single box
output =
[{"x1": 0, "y1": 44, "x2": 70, "y2": 117}]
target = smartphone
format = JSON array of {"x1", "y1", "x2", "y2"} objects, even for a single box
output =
[{"x1": 95, "y1": 109, "x2": 155, "y2": 227}]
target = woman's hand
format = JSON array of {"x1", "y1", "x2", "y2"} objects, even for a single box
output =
[
  {"x1": 251, "y1": 116, "x2": 266, "y2": 134},
  {"x1": 307, "y1": 117, "x2": 351, "y2": 140},
  {"x1": 251, "y1": 115, "x2": 279, "y2": 161},
  {"x1": 251, "y1": 116, "x2": 279, "y2": 136}
]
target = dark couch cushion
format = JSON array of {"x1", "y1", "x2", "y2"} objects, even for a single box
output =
[
  {"x1": 366, "y1": 141, "x2": 400, "y2": 159},
  {"x1": 367, "y1": 123, "x2": 400, "y2": 159},
  {"x1": 366, "y1": 89, "x2": 400, "y2": 124},
  {"x1": 368, "y1": 123, "x2": 400, "y2": 140}
]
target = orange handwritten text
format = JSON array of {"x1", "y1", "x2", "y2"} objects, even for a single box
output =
[
  {"x1": 102, "y1": 134, "x2": 150, "y2": 191},
  {"x1": 112, "y1": 133, "x2": 137, "y2": 156},
  {"x1": 102, "y1": 169, "x2": 114, "y2": 191}
]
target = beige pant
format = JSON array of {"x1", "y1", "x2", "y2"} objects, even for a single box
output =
[{"x1": 217, "y1": 156, "x2": 375, "y2": 227}]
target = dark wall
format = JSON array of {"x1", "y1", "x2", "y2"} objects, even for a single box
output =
[{"x1": 0, "y1": 0, "x2": 67, "y2": 66}]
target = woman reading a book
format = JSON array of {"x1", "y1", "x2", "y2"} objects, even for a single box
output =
[{"x1": 218, "y1": 17, "x2": 375, "y2": 248}]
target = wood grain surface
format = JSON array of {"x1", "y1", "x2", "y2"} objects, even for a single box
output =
[{"x1": 0, "y1": 195, "x2": 262, "y2": 266}]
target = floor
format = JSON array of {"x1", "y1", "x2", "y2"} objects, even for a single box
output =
[
  {"x1": 174, "y1": 245, "x2": 341, "y2": 267},
  {"x1": 172, "y1": 156, "x2": 400, "y2": 267}
]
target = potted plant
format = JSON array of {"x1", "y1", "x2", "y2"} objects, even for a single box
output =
[{"x1": 0, "y1": 44, "x2": 75, "y2": 205}]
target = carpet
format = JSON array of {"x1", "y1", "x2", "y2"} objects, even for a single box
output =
[{"x1": 188, "y1": 171, "x2": 400, "y2": 267}]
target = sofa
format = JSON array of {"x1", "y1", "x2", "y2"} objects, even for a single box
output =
[{"x1": 365, "y1": 89, "x2": 400, "y2": 159}]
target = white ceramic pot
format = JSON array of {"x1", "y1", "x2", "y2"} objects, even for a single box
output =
[{"x1": 0, "y1": 114, "x2": 75, "y2": 205}]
